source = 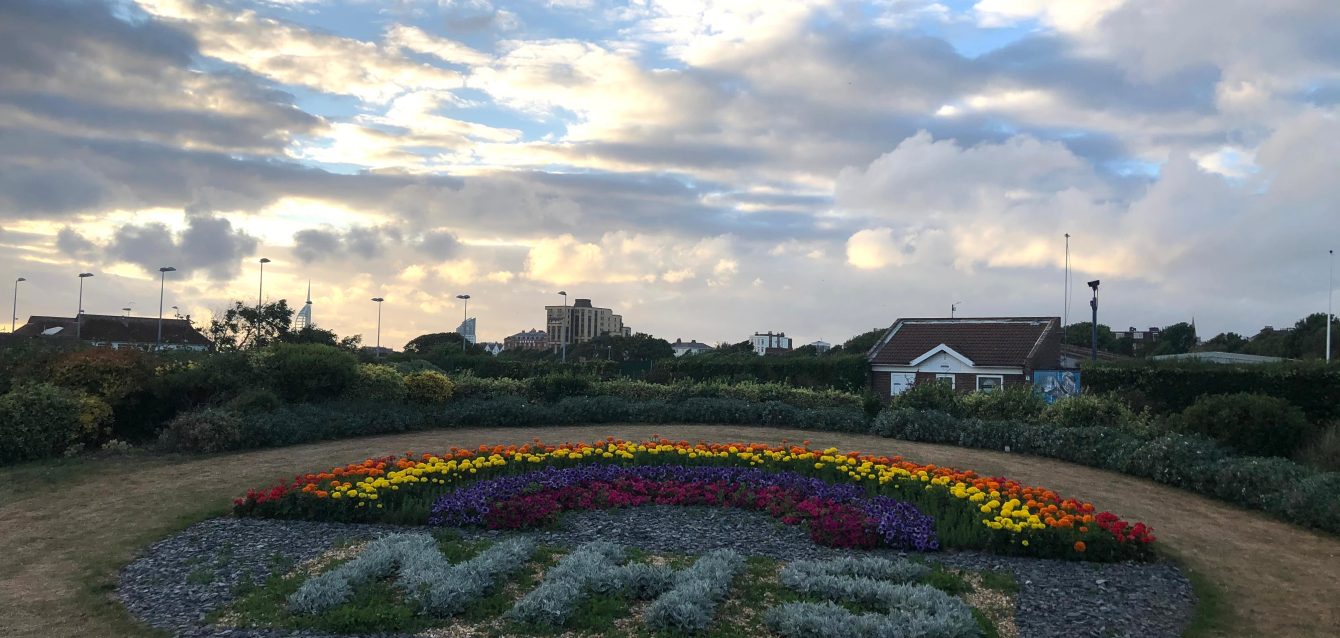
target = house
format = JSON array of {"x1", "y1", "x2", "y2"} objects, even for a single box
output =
[
  {"x1": 807, "y1": 340, "x2": 832, "y2": 354},
  {"x1": 750, "y1": 331, "x2": 792, "y2": 355},
  {"x1": 13, "y1": 314, "x2": 210, "y2": 351},
  {"x1": 478, "y1": 341, "x2": 505, "y2": 356},
  {"x1": 504, "y1": 329, "x2": 548, "y2": 351},
  {"x1": 671, "y1": 338, "x2": 715, "y2": 357},
  {"x1": 866, "y1": 317, "x2": 1062, "y2": 400}
]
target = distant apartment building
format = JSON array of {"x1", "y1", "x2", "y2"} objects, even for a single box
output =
[
  {"x1": 1124, "y1": 326, "x2": 1160, "y2": 353},
  {"x1": 671, "y1": 338, "x2": 715, "y2": 357},
  {"x1": 807, "y1": 340, "x2": 833, "y2": 354},
  {"x1": 545, "y1": 298, "x2": 630, "y2": 350},
  {"x1": 750, "y1": 331, "x2": 792, "y2": 355},
  {"x1": 457, "y1": 317, "x2": 477, "y2": 344},
  {"x1": 504, "y1": 329, "x2": 548, "y2": 351}
]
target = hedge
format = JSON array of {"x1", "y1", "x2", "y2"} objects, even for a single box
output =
[
  {"x1": 1083, "y1": 361, "x2": 1340, "y2": 420},
  {"x1": 645, "y1": 354, "x2": 868, "y2": 392},
  {"x1": 159, "y1": 396, "x2": 871, "y2": 453},
  {"x1": 869, "y1": 408, "x2": 1339, "y2": 535}
]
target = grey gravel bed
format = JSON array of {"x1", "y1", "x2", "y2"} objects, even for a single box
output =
[{"x1": 119, "y1": 510, "x2": 1195, "y2": 638}]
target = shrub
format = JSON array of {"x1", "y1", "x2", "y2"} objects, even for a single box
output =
[
  {"x1": 1209, "y1": 457, "x2": 1314, "y2": 510},
  {"x1": 405, "y1": 370, "x2": 455, "y2": 404},
  {"x1": 1177, "y1": 393, "x2": 1312, "y2": 458},
  {"x1": 526, "y1": 374, "x2": 591, "y2": 402},
  {"x1": 959, "y1": 385, "x2": 1046, "y2": 422},
  {"x1": 1043, "y1": 393, "x2": 1133, "y2": 429},
  {"x1": 1276, "y1": 473, "x2": 1340, "y2": 533},
  {"x1": 347, "y1": 364, "x2": 407, "y2": 402},
  {"x1": 1297, "y1": 424, "x2": 1340, "y2": 472},
  {"x1": 450, "y1": 374, "x2": 528, "y2": 401},
  {"x1": 1083, "y1": 361, "x2": 1340, "y2": 421},
  {"x1": 47, "y1": 348, "x2": 155, "y2": 404},
  {"x1": 893, "y1": 381, "x2": 961, "y2": 416},
  {"x1": 1123, "y1": 433, "x2": 1228, "y2": 491},
  {"x1": 226, "y1": 387, "x2": 283, "y2": 414},
  {"x1": 158, "y1": 409, "x2": 244, "y2": 453},
  {"x1": 389, "y1": 359, "x2": 446, "y2": 375},
  {"x1": 0, "y1": 383, "x2": 110, "y2": 464},
  {"x1": 870, "y1": 408, "x2": 963, "y2": 444},
  {"x1": 261, "y1": 343, "x2": 359, "y2": 402}
]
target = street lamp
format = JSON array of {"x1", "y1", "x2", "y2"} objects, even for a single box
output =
[
  {"x1": 456, "y1": 294, "x2": 471, "y2": 351},
  {"x1": 156, "y1": 267, "x2": 176, "y2": 351},
  {"x1": 951, "y1": 301, "x2": 962, "y2": 318},
  {"x1": 370, "y1": 297, "x2": 384, "y2": 359},
  {"x1": 172, "y1": 305, "x2": 181, "y2": 319},
  {"x1": 77, "y1": 272, "x2": 94, "y2": 340},
  {"x1": 558, "y1": 291, "x2": 568, "y2": 364},
  {"x1": 11, "y1": 277, "x2": 25, "y2": 333},
  {"x1": 1328, "y1": 249, "x2": 1334, "y2": 363},
  {"x1": 258, "y1": 258, "x2": 271, "y2": 308},
  {"x1": 1087, "y1": 279, "x2": 1101, "y2": 361}
]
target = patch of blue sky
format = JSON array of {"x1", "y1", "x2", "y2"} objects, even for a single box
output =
[
  {"x1": 444, "y1": 90, "x2": 570, "y2": 141},
  {"x1": 238, "y1": 0, "x2": 390, "y2": 43},
  {"x1": 1102, "y1": 158, "x2": 1163, "y2": 179},
  {"x1": 286, "y1": 86, "x2": 367, "y2": 120},
  {"x1": 907, "y1": 0, "x2": 1042, "y2": 58}
]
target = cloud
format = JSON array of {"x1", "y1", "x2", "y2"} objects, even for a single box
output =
[
  {"x1": 56, "y1": 227, "x2": 100, "y2": 261},
  {"x1": 523, "y1": 232, "x2": 738, "y2": 286},
  {"x1": 846, "y1": 228, "x2": 910, "y2": 269},
  {"x1": 104, "y1": 214, "x2": 259, "y2": 280}
]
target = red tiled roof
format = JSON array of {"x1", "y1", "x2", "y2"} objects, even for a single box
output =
[
  {"x1": 14, "y1": 314, "x2": 210, "y2": 345},
  {"x1": 868, "y1": 317, "x2": 1059, "y2": 368}
]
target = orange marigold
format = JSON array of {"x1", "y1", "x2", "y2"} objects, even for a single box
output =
[{"x1": 1074, "y1": 541, "x2": 1087, "y2": 553}]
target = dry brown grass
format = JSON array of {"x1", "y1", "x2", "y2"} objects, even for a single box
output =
[{"x1": 1, "y1": 424, "x2": 1338, "y2": 637}]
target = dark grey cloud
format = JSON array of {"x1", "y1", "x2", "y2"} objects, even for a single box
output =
[
  {"x1": 417, "y1": 231, "x2": 462, "y2": 259},
  {"x1": 293, "y1": 226, "x2": 407, "y2": 263},
  {"x1": 105, "y1": 215, "x2": 258, "y2": 280},
  {"x1": 56, "y1": 227, "x2": 99, "y2": 261}
]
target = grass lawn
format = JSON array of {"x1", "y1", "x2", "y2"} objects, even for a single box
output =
[{"x1": 1, "y1": 424, "x2": 1337, "y2": 637}]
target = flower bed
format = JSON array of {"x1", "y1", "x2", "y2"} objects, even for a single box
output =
[{"x1": 234, "y1": 438, "x2": 1155, "y2": 561}]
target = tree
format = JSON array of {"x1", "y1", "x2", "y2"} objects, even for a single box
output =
[
  {"x1": 282, "y1": 326, "x2": 362, "y2": 352},
  {"x1": 403, "y1": 332, "x2": 482, "y2": 355},
  {"x1": 712, "y1": 340, "x2": 755, "y2": 356},
  {"x1": 1150, "y1": 322, "x2": 1197, "y2": 356},
  {"x1": 569, "y1": 333, "x2": 673, "y2": 362},
  {"x1": 208, "y1": 300, "x2": 294, "y2": 351},
  {"x1": 841, "y1": 328, "x2": 887, "y2": 356},
  {"x1": 1198, "y1": 332, "x2": 1248, "y2": 353},
  {"x1": 1062, "y1": 322, "x2": 1119, "y2": 352}
]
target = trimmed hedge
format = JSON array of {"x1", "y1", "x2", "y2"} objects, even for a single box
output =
[
  {"x1": 158, "y1": 396, "x2": 871, "y2": 453},
  {"x1": 1083, "y1": 362, "x2": 1340, "y2": 420},
  {"x1": 869, "y1": 408, "x2": 1339, "y2": 535},
  {"x1": 645, "y1": 354, "x2": 868, "y2": 391},
  {"x1": 1176, "y1": 393, "x2": 1312, "y2": 458}
]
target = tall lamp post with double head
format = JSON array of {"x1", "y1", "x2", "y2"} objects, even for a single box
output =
[
  {"x1": 77, "y1": 272, "x2": 94, "y2": 339},
  {"x1": 258, "y1": 257, "x2": 271, "y2": 308},
  {"x1": 11, "y1": 277, "x2": 25, "y2": 333},
  {"x1": 557, "y1": 291, "x2": 568, "y2": 363},
  {"x1": 156, "y1": 267, "x2": 176, "y2": 351},
  {"x1": 371, "y1": 297, "x2": 384, "y2": 359},
  {"x1": 456, "y1": 294, "x2": 470, "y2": 351},
  {"x1": 1087, "y1": 280, "x2": 1101, "y2": 362}
]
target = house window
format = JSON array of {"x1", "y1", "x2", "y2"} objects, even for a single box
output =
[
  {"x1": 935, "y1": 374, "x2": 955, "y2": 389},
  {"x1": 976, "y1": 375, "x2": 1004, "y2": 392}
]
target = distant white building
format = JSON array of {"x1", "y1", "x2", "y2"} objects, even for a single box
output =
[
  {"x1": 807, "y1": 340, "x2": 832, "y2": 353},
  {"x1": 671, "y1": 338, "x2": 715, "y2": 357},
  {"x1": 479, "y1": 341, "x2": 504, "y2": 356},
  {"x1": 1151, "y1": 351, "x2": 1289, "y2": 364},
  {"x1": 457, "y1": 317, "x2": 476, "y2": 344},
  {"x1": 750, "y1": 331, "x2": 792, "y2": 356}
]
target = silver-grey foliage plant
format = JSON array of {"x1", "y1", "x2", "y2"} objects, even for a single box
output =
[
  {"x1": 287, "y1": 533, "x2": 534, "y2": 616},
  {"x1": 643, "y1": 549, "x2": 744, "y2": 634},
  {"x1": 766, "y1": 557, "x2": 979, "y2": 638}
]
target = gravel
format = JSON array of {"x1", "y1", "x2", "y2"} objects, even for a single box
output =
[{"x1": 119, "y1": 510, "x2": 1195, "y2": 638}]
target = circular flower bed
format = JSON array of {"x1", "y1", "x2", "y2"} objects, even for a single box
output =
[{"x1": 234, "y1": 438, "x2": 1155, "y2": 561}]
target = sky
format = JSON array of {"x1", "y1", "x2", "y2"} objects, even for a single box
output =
[{"x1": 2, "y1": 0, "x2": 1339, "y2": 349}]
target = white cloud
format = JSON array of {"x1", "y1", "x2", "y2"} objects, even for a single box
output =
[
  {"x1": 846, "y1": 228, "x2": 908, "y2": 269},
  {"x1": 974, "y1": 0, "x2": 1126, "y2": 32}
]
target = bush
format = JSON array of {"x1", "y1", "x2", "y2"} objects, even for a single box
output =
[
  {"x1": 47, "y1": 348, "x2": 155, "y2": 404},
  {"x1": 405, "y1": 370, "x2": 455, "y2": 404},
  {"x1": 348, "y1": 364, "x2": 407, "y2": 402},
  {"x1": 261, "y1": 343, "x2": 360, "y2": 402},
  {"x1": 226, "y1": 387, "x2": 283, "y2": 414},
  {"x1": 158, "y1": 409, "x2": 244, "y2": 453},
  {"x1": 869, "y1": 408, "x2": 962, "y2": 444},
  {"x1": 1043, "y1": 393, "x2": 1133, "y2": 429},
  {"x1": 389, "y1": 359, "x2": 446, "y2": 376},
  {"x1": 1083, "y1": 361, "x2": 1340, "y2": 421},
  {"x1": 451, "y1": 373, "x2": 528, "y2": 401},
  {"x1": 647, "y1": 353, "x2": 868, "y2": 391},
  {"x1": 1177, "y1": 393, "x2": 1312, "y2": 458},
  {"x1": 893, "y1": 382, "x2": 961, "y2": 416},
  {"x1": 1123, "y1": 433, "x2": 1228, "y2": 491},
  {"x1": 1276, "y1": 473, "x2": 1340, "y2": 533},
  {"x1": 0, "y1": 383, "x2": 110, "y2": 464},
  {"x1": 526, "y1": 375, "x2": 591, "y2": 402},
  {"x1": 1297, "y1": 424, "x2": 1340, "y2": 472},
  {"x1": 1209, "y1": 457, "x2": 1314, "y2": 510},
  {"x1": 959, "y1": 385, "x2": 1046, "y2": 422}
]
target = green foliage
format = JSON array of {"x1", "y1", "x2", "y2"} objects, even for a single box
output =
[
  {"x1": 526, "y1": 374, "x2": 592, "y2": 402},
  {"x1": 841, "y1": 328, "x2": 888, "y2": 356},
  {"x1": 260, "y1": 343, "x2": 360, "y2": 402},
  {"x1": 451, "y1": 373, "x2": 528, "y2": 400},
  {"x1": 157, "y1": 409, "x2": 244, "y2": 453},
  {"x1": 1208, "y1": 457, "x2": 1314, "y2": 509},
  {"x1": 894, "y1": 381, "x2": 962, "y2": 416},
  {"x1": 388, "y1": 359, "x2": 446, "y2": 375},
  {"x1": 0, "y1": 338, "x2": 80, "y2": 394},
  {"x1": 568, "y1": 333, "x2": 674, "y2": 362},
  {"x1": 1176, "y1": 393, "x2": 1312, "y2": 457},
  {"x1": 347, "y1": 364, "x2": 407, "y2": 402},
  {"x1": 1275, "y1": 472, "x2": 1340, "y2": 532},
  {"x1": 1121, "y1": 433, "x2": 1227, "y2": 491},
  {"x1": 281, "y1": 326, "x2": 362, "y2": 352},
  {"x1": 1297, "y1": 424, "x2": 1340, "y2": 472},
  {"x1": 402, "y1": 332, "x2": 484, "y2": 356},
  {"x1": 225, "y1": 387, "x2": 283, "y2": 414},
  {"x1": 1062, "y1": 322, "x2": 1120, "y2": 352},
  {"x1": 208, "y1": 300, "x2": 295, "y2": 351},
  {"x1": 47, "y1": 348, "x2": 155, "y2": 404},
  {"x1": 1239, "y1": 313, "x2": 1338, "y2": 359},
  {"x1": 959, "y1": 386, "x2": 1046, "y2": 422},
  {"x1": 1082, "y1": 360, "x2": 1340, "y2": 421},
  {"x1": 1149, "y1": 322, "x2": 1197, "y2": 356},
  {"x1": 1042, "y1": 393, "x2": 1134, "y2": 429},
  {"x1": 0, "y1": 383, "x2": 110, "y2": 465},
  {"x1": 404, "y1": 370, "x2": 455, "y2": 404},
  {"x1": 647, "y1": 353, "x2": 868, "y2": 391}
]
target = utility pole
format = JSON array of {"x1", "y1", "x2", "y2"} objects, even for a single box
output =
[
  {"x1": 258, "y1": 257, "x2": 271, "y2": 308},
  {"x1": 371, "y1": 297, "x2": 384, "y2": 359},
  {"x1": 456, "y1": 294, "x2": 471, "y2": 351},
  {"x1": 156, "y1": 267, "x2": 176, "y2": 350},
  {"x1": 1088, "y1": 279, "x2": 1100, "y2": 361},
  {"x1": 1328, "y1": 249, "x2": 1334, "y2": 362},
  {"x1": 1064, "y1": 233, "x2": 1071, "y2": 329},
  {"x1": 77, "y1": 272, "x2": 94, "y2": 340},
  {"x1": 11, "y1": 277, "x2": 25, "y2": 333}
]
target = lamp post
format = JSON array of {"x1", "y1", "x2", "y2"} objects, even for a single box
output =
[
  {"x1": 11, "y1": 277, "x2": 25, "y2": 333},
  {"x1": 1087, "y1": 279, "x2": 1101, "y2": 361},
  {"x1": 77, "y1": 272, "x2": 94, "y2": 340},
  {"x1": 156, "y1": 267, "x2": 176, "y2": 351},
  {"x1": 456, "y1": 294, "x2": 471, "y2": 351},
  {"x1": 371, "y1": 297, "x2": 384, "y2": 359},
  {"x1": 1328, "y1": 249, "x2": 1334, "y2": 363},
  {"x1": 951, "y1": 301, "x2": 961, "y2": 318},
  {"x1": 172, "y1": 305, "x2": 180, "y2": 319},
  {"x1": 258, "y1": 257, "x2": 271, "y2": 308},
  {"x1": 558, "y1": 291, "x2": 568, "y2": 363}
]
